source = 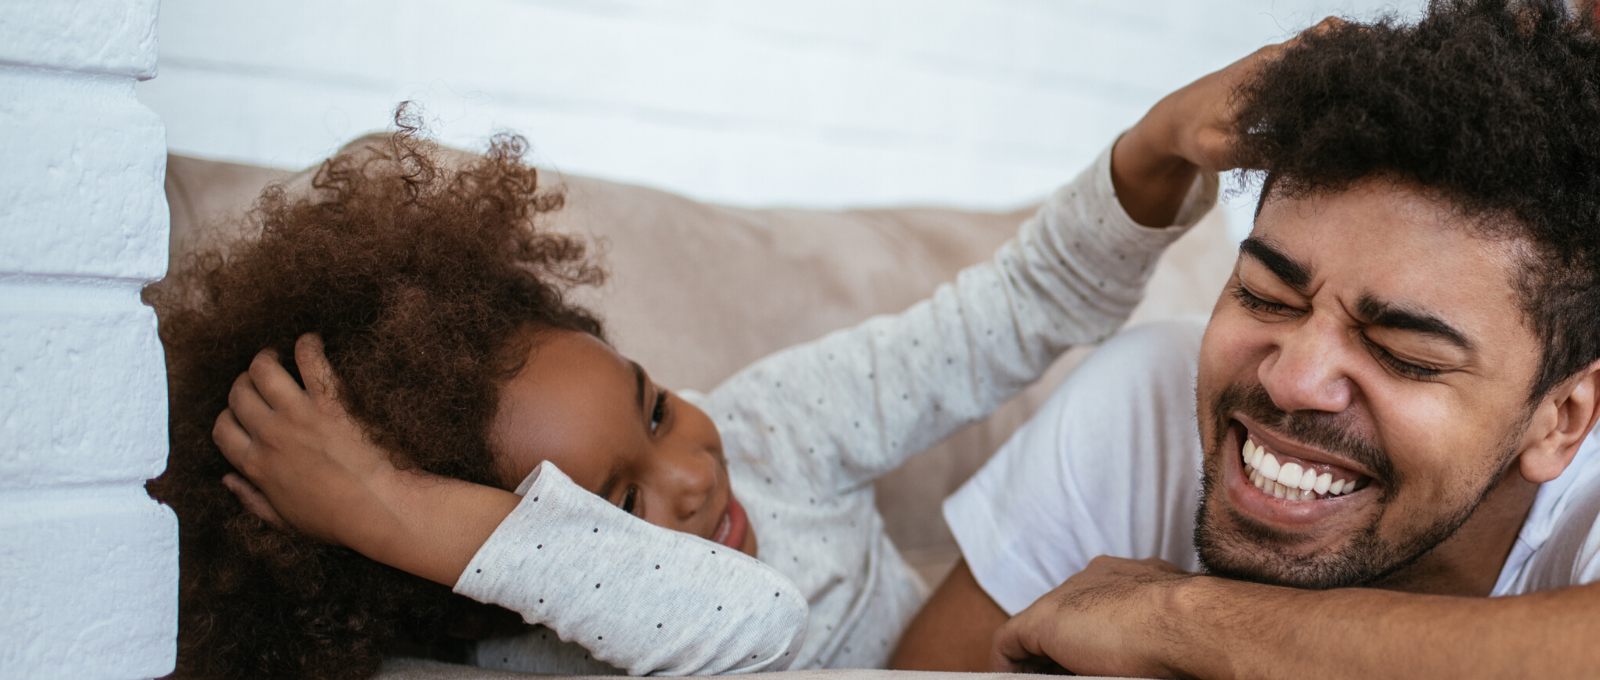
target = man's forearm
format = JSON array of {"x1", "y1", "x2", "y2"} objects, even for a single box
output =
[{"x1": 1167, "y1": 577, "x2": 1600, "y2": 679}]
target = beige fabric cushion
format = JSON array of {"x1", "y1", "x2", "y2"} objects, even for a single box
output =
[
  {"x1": 161, "y1": 136, "x2": 1235, "y2": 677},
  {"x1": 380, "y1": 658, "x2": 1124, "y2": 680}
]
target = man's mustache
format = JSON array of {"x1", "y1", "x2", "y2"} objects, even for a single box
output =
[{"x1": 1214, "y1": 382, "x2": 1399, "y2": 488}]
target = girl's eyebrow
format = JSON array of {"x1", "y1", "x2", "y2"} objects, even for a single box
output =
[
  {"x1": 630, "y1": 361, "x2": 648, "y2": 418},
  {"x1": 597, "y1": 362, "x2": 650, "y2": 502},
  {"x1": 597, "y1": 465, "x2": 623, "y2": 501}
]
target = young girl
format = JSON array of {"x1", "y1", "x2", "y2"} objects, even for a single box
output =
[{"x1": 190, "y1": 48, "x2": 1251, "y2": 678}]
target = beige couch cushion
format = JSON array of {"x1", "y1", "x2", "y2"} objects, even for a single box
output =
[
  {"x1": 379, "y1": 658, "x2": 1125, "y2": 680},
  {"x1": 161, "y1": 136, "x2": 1235, "y2": 676}
]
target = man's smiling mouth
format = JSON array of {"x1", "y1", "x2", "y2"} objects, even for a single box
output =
[{"x1": 1239, "y1": 431, "x2": 1372, "y2": 501}]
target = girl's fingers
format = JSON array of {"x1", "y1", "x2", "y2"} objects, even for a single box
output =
[
  {"x1": 213, "y1": 408, "x2": 253, "y2": 468},
  {"x1": 294, "y1": 333, "x2": 339, "y2": 402},
  {"x1": 249, "y1": 348, "x2": 309, "y2": 411},
  {"x1": 227, "y1": 371, "x2": 275, "y2": 432},
  {"x1": 222, "y1": 472, "x2": 286, "y2": 526}
]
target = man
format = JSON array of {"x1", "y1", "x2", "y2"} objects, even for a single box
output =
[{"x1": 893, "y1": 0, "x2": 1600, "y2": 676}]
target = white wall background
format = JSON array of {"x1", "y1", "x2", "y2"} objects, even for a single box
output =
[
  {"x1": 140, "y1": 0, "x2": 1421, "y2": 232},
  {"x1": 0, "y1": 1, "x2": 176, "y2": 678}
]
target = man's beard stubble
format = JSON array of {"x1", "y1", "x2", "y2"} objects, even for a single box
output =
[{"x1": 1192, "y1": 382, "x2": 1514, "y2": 590}]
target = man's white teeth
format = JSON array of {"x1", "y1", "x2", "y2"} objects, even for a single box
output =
[
  {"x1": 1259, "y1": 450, "x2": 1280, "y2": 480},
  {"x1": 1279, "y1": 462, "x2": 1303, "y2": 489},
  {"x1": 1240, "y1": 436, "x2": 1365, "y2": 500}
]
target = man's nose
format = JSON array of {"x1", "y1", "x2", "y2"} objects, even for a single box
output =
[{"x1": 1258, "y1": 315, "x2": 1355, "y2": 414}]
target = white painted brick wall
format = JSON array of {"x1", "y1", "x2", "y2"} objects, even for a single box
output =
[
  {"x1": 1, "y1": 67, "x2": 168, "y2": 279},
  {"x1": 0, "y1": 0, "x2": 174, "y2": 678},
  {"x1": 140, "y1": 0, "x2": 1420, "y2": 217}
]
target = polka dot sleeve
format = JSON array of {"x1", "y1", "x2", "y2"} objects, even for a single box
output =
[
  {"x1": 707, "y1": 142, "x2": 1220, "y2": 494},
  {"x1": 454, "y1": 462, "x2": 808, "y2": 676}
]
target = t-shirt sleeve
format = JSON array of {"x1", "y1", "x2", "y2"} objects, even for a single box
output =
[
  {"x1": 1562, "y1": 435, "x2": 1600, "y2": 586},
  {"x1": 454, "y1": 462, "x2": 808, "y2": 676},
  {"x1": 943, "y1": 318, "x2": 1208, "y2": 615},
  {"x1": 1571, "y1": 507, "x2": 1600, "y2": 586},
  {"x1": 703, "y1": 142, "x2": 1219, "y2": 494},
  {"x1": 1512, "y1": 434, "x2": 1600, "y2": 592}
]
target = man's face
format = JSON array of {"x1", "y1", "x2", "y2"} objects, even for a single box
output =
[{"x1": 1193, "y1": 178, "x2": 1542, "y2": 588}]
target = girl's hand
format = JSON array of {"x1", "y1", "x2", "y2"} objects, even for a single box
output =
[
  {"x1": 221, "y1": 472, "x2": 285, "y2": 527},
  {"x1": 1111, "y1": 17, "x2": 1345, "y2": 226},
  {"x1": 213, "y1": 333, "x2": 522, "y2": 586},
  {"x1": 212, "y1": 333, "x2": 404, "y2": 551}
]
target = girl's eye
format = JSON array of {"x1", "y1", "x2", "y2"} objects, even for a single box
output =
[
  {"x1": 650, "y1": 391, "x2": 667, "y2": 434},
  {"x1": 621, "y1": 486, "x2": 639, "y2": 515}
]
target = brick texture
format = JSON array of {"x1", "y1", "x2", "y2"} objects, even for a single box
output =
[
  {"x1": 0, "y1": 281, "x2": 167, "y2": 490},
  {"x1": 0, "y1": 0, "x2": 159, "y2": 78},
  {"x1": 0, "y1": 67, "x2": 168, "y2": 280},
  {"x1": 0, "y1": 0, "x2": 174, "y2": 677},
  {"x1": 0, "y1": 488, "x2": 177, "y2": 679}
]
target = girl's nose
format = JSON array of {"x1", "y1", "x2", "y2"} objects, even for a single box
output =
[{"x1": 657, "y1": 446, "x2": 718, "y2": 522}]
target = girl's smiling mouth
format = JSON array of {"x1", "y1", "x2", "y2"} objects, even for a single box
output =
[{"x1": 711, "y1": 495, "x2": 748, "y2": 551}]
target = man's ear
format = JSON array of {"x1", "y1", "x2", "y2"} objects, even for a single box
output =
[{"x1": 1520, "y1": 359, "x2": 1600, "y2": 484}]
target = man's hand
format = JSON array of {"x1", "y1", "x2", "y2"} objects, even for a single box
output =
[
  {"x1": 990, "y1": 556, "x2": 1197, "y2": 678},
  {"x1": 1111, "y1": 17, "x2": 1345, "y2": 226}
]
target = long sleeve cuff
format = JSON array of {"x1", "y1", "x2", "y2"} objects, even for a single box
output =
[
  {"x1": 455, "y1": 462, "x2": 808, "y2": 676},
  {"x1": 1040, "y1": 139, "x2": 1219, "y2": 309}
]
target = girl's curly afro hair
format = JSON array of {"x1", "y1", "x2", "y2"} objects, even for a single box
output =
[
  {"x1": 144, "y1": 110, "x2": 604, "y2": 679},
  {"x1": 1233, "y1": 0, "x2": 1600, "y2": 400}
]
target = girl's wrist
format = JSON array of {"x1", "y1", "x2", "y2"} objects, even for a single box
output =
[
  {"x1": 341, "y1": 466, "x2": 430, "y2": 566},
  {"x1": 1111, "y1": 119, "x2": 1201, "y2": 227},
  {"x1": 355, "y1": 469, "x2": 522, "y2": 586}
]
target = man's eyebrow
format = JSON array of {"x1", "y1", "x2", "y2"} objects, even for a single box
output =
[
  {"x1": 1356, "y1": 295, "x2": 1476, "y2": 351},
  {"x1": 1239, "y1": 237, "x2": 1312, "y2": 291}
]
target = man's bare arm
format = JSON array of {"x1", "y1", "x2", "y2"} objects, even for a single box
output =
[
  {"x1": 993, "y1": 556, "x2": 1600, "y2": 679},
  {"x1": 890, "y1": 559, "x2": 1009, "y2": 671}
]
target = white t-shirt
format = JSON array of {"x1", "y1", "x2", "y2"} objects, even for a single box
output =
[{"x1": 945, "y1": 317, "x2": 1600, "y2": 615}]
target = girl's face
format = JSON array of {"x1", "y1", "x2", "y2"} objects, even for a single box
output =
[{"x1": 489, "y1": 328, "x2": 758, "y2": 557}]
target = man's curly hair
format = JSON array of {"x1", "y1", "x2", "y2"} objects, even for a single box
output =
[
  {"x1": 1233, "y1": 0, "x2": 1600, "y2": 399},
  {"x1": 144, "y1": 113, "x2": 604, "y2": 679}
]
